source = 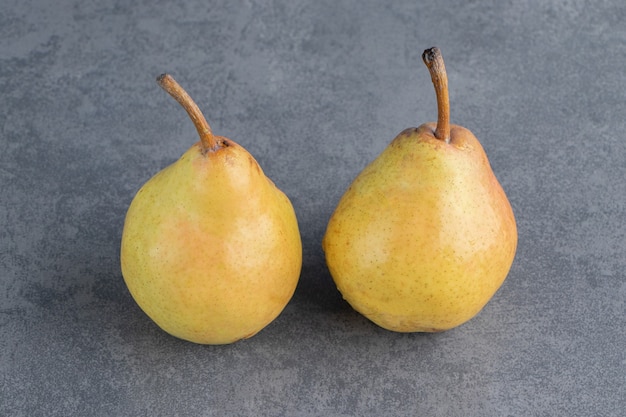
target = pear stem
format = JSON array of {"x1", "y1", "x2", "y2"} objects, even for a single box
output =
[
  {"x1": 422, "y1": 47, "x2": 450, "y2": 143},
  {"x1": 156, "y1": 73, "x2": 219, "y2": 152}
]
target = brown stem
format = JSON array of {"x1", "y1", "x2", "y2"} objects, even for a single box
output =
[
  {"x1": 156, "y1": 73, "x2": 219, "y2": 152},
  {"x1": 422, "y1": 47, "x2": 450, "y2": 143}
]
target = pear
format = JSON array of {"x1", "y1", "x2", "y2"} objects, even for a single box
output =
[
  {"x1": 120, "y1": 74, "x2": 302, "y2": 344},
  {"x1": 322, "y1": 47, "x2": 517, "y2": 332}
]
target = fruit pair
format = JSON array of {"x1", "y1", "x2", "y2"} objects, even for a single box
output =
[{"x1": 120, "y1": 47, "x2": 517, "y2": 345}]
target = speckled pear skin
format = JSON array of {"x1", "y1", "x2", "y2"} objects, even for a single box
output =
[
  {"x1": 323, "y1": 122, "x2": 517, "y2": 332},
  {"x1": 121, "y1": 137, "x2": 302, "y2": 345}
]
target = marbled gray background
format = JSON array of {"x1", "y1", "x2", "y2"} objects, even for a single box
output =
[{"x1": 1, "y1": 0, "x2": 625, "y2": 416}]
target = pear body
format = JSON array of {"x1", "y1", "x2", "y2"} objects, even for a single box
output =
[
  {"x1": 322, "y1": 123, "x2": 517, "y2": 332},
  {"x1": 121, "y1": 139, "x2": 302, "y2": 344}
]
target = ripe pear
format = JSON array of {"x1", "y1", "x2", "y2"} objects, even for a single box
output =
[
  {"x1": 322, "y1": 47, "x2": 517, "y2": 332},
  {"x1": 120, "y1": 74, "x2": 302, "y2": 344}
]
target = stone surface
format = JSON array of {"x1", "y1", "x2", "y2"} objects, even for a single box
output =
[{"x1": 1, "y1": 1, "x2": 625, "y2": 416}]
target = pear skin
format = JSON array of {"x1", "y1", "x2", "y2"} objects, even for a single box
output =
[
  {"x1": 322, "y1": 48, "x2": 517, "y2": 332},
  {"x1": 120, "y1": 74, "x2": 302, "y2": 344}
]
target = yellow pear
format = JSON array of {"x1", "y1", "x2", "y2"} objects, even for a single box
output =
[
  {"x1": 322, "y1": 47, "x2": 517, "y2": 332},
  {"x1": 120, "y1": 74, "x2": 302, "y2": 344}
]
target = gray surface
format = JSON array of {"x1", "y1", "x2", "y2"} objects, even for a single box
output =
[{"x1": 1, "y1": 0, "x2": 625, "y2": 416}]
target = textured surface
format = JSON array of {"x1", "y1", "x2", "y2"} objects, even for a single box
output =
[{"x1": 1, "y1": 1, "x2": 625, "y2": 416}]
